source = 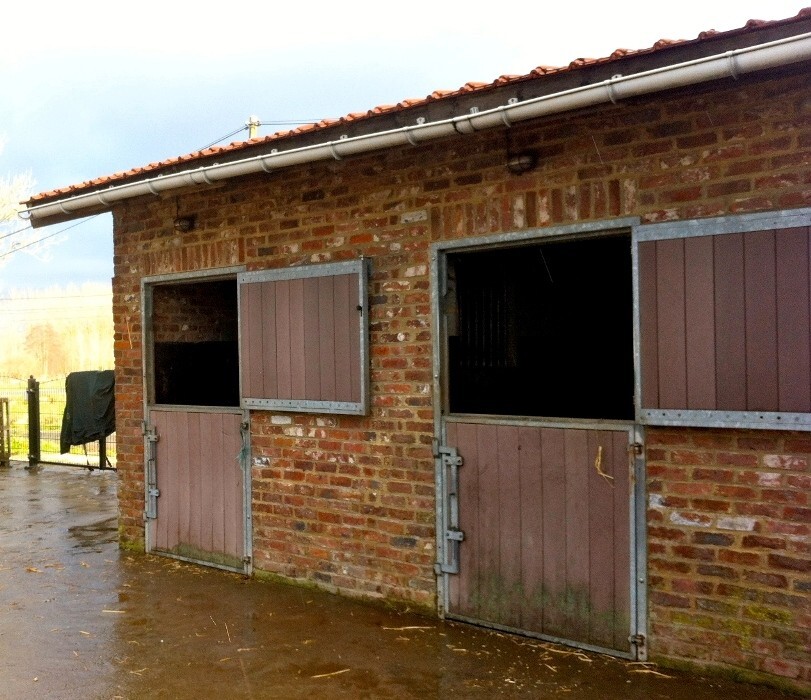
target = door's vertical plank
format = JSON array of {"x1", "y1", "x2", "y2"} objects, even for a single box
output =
[
  {"x1": 302, "y1": 277, "x2": 321, "y2": 400},
  {"x1": 744, "y1": 230, "x2": 778, "y2": 411},
  {"x1": 288, "y1": 278, "x2": 306, "y2": 400},
  {"x1": 199, "y1": 412, "x2": 216, "y2": 555},
  {"x1": 564, "y1": 429, "x2": 590, "y2": 639},
  {"x1": 318, "y1": 276, "x2": 337, "y2": 401},
  {"x1": 638, "y1": 241, "x2": 660, "y2": 408},
  {"x1": 276, "y1": 280, "x2": 293, "y2": 400},
  {"x1": 456, "y1": 422, "x2": 479, "y2": 618},
  {"x1": 588, "y1": 430, "x2": 616, "y2": 648},
  {"x1": 541, "y1": 427, "x2": 567, "y2": 637},
  {"x1": 349, "y1": 277, "x2": 362, "y2": 404},
  {"x1": 655, "y1": 239, "x2": 687, "y2": 408},
  {"x1": 684, "y1": 236, "x2": 716, "y2": 409},
  {"x1": 476, "y1": 423, "x2": 501, "y2": 622},
  {"x1": 714, "y1": 233, "x2": 747, "y2": 409},
  {"x1": 519, "y1": 426, "x2": 544, "y2": 632},
  {"x1": 161, "y1": 411, "x2": 182, "y2": 551},
  {"x1": 185, "y1": 412, "x2": 200, "y2": 550},
  {"x1": 210, "y1": 414, "x2": 227, "y2": 557},
  {"x1": 153, "y1": 411, "x2": 167, "y2": 549},
  {"x1": 497, "y1": 425, "x2": 522, "y2": 628},
  {"x1": 333, "y1": 274, "x2": 352, "y2": 403},
  {"x1": 260, "y1": 280, "x2": 278, "y2": 400},
  {"x1": 612, "y1": 431, "x2": 632, "y2": 651},
  {"x1": 776, "y1": 228, "x2": 811, "y2": 412},
  {"x1": 239, "y1": 283, "x2": 261, "y2": 398}
]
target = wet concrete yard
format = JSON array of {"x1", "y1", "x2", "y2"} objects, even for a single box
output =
[{"x1": 0, "y1": 464, "x2": 802, "y2": 699}]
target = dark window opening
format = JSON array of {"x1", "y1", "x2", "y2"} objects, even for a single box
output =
[
  {"x1": 446, "y1": 235, "x2": 634, "y2": 420},
  {"x1": 151, "y1": 279, "x2": 239, "y2": 407}
]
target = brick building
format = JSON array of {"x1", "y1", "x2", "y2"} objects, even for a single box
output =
[{"x1": 25, "y1": 10, "x2": 811, "y2": 693}]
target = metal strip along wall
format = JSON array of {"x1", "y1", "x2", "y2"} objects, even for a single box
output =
[
  {"x1": 635, "y1": 208, "x2": 811, "y2": 431},
  {"x1": 238, "y1": 259, "x2": 369, "y2": 415}
]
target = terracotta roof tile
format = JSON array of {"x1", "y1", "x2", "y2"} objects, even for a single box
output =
[{"x1": 30, "y1": 8, "x2": 810, "y2": 203}]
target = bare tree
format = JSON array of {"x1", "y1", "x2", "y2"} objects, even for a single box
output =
[{"x1": 0, "y1": 138, "x2": 57, "y2": 266}]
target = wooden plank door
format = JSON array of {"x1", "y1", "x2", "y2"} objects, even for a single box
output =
[
  {"x1": 445, "y1": 420, "x2": 634, "y2": 656},
  {"x1": 148, "y1": 408, "x2": 247, "y2": 572}
]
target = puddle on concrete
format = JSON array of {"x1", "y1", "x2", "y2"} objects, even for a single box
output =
[
  {"x1": 0, "y1": 464, "x2": 803, "y2": 700},
  {"x1": 68, "y1": 517, "x2": 118, "y2": 550}
]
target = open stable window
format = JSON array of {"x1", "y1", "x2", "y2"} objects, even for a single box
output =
[
  {"x1": 636, "y1": 208, "x2": 811, "y2": 430},
  {"x1": 150, "y1": 278, "x2": 240, "y2": 408},
  {"x1": 238, "y1": 259, "x2": 370, "y2": 415},
  {"x1": 446, "y1": 235, "x2": 634, "y2": 421}
]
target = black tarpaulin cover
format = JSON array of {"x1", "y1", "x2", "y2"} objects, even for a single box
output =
[{"x1": 59, "y1": 370, "x2": 115, "y2": 453}]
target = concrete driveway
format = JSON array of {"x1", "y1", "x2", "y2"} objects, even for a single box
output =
[{"x1": 0, "y1": 463, "x2": 801, "y2": 699}]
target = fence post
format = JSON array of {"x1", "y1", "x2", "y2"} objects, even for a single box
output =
[{"x1": 27, "y1": 375, "x2": 40, "y2": 468}]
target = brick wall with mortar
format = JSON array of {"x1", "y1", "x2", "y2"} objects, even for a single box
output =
[
  {"x1": 647, "y1": 427, "x2": 810, "y2": 687},
  {"x1": 111, "y1": 67, "x2": 810, "y2": 687},
  {"x1": 151, "y1": 279, "x2": 237, "y2": 343}
]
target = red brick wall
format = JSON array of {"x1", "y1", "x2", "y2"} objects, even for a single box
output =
[
  {"x1": 111, "y1": 67, "x2": 810, "y2": 686},
  {"x1": 647, "y1": 427, "x2": 810, "y2": 687},
  {"x1": 152, "y1": 280, "x2": 237, "y2": 343}
]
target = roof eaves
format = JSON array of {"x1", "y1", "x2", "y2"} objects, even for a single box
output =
[{"x1": 27, "y1": 8, "x2": 811, "y2": 206}]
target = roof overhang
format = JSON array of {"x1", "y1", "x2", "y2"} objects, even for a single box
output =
[{"x1": 23, "y1": 15, "x2": 811, "y2": 229}]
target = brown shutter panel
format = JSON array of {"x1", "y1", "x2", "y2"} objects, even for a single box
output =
[
  {"x1": 638, "y1": 222, "x2": 811, "y2": 420},
  {"x1": 238, "y1": 260, "x2": 369, "y2": 415}
]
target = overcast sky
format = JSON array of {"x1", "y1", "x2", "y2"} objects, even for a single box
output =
[{"x1": 0, "y1": 0, "x2": 804, "y2": 294}]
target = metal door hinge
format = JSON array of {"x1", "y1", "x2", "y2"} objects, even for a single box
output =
[
  {"x1": 144, "y1": 423, "x2": 159, "y2": 520},
  {"x1": 629, "y1": 442, "x2": 643, "y2": 456},
  {"x1": 629, "y1": 633, "x2": 647, "y2": 657},
  {"x1": 438, "y1": 444, "x2": 464, "y2": 574}
]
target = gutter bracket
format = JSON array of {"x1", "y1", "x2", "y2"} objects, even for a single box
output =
[
  {"x1": 726, "y1": 51, "x2": 740, "y2": 80},
  {"x1": 606, "y1": 75, "x2": 622, "y2": 104}
]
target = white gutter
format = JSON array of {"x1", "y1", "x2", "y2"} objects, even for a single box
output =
[{"x1": 25, "y1": 31, "x2": 811, "y2": 225}]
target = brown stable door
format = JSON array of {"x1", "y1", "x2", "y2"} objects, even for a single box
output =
[
  {"x1": 443, "y1": 421, "x2": 636, "y2": 656},
  {"x1": 438, "y1": 232, "x2": 643, "y2": 658},
  {"x1": 143, "y1": 276, "x2": 249, "y2": 573},
  {"x1": 147, "y1": 408, "x2": 247, "y2": 571}
]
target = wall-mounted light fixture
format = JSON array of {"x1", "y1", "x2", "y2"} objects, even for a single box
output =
[
  {"x1": 173, "y1": 216, "x2": 195, "y2": 233},
  {"x1": 506, "y1": 151, "x2": 538, "y2": 175}
]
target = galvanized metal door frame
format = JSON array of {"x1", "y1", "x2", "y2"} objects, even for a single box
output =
[
  {"x1": 430, "y1": 218, "x2": 647, "y2": 660},
  {"x1": 141, "y1": 266, "x2": 252, "y2": 576}
]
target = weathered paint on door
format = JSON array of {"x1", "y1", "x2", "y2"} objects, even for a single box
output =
[
  {"x1": 445, "y1": 420, "x2": 633, "y2": 655},
  {"x1": 148, "y1": 408, "x2": 246, "y2": 571}
]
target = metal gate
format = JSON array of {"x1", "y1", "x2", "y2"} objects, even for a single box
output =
[
  {"x1": 0, "y1": 374, "x2": 115, "y2": 470},
  {"x1": 439, "y1": 419, "x2": 645, "y2": 658}
]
